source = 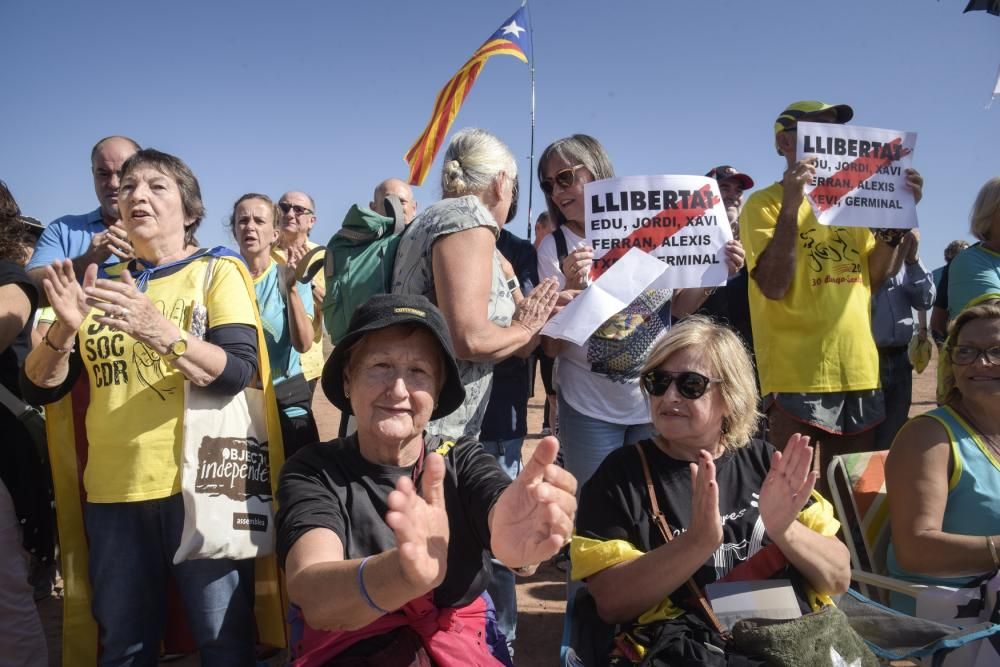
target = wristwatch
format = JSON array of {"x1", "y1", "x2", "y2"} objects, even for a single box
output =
[{"x1": 162, "y1": 333, "x2": 189, "y2": 361}]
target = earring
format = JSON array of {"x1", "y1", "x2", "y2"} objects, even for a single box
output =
[
  {"x1": 721, "y1": 417, "x2": 731, "y2": 434},
  {"x1": 344, "y1": 390, "x2": 351, "y2": 399}
]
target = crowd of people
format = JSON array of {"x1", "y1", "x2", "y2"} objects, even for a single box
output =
[{"x1": 0, "y1": 97, "x2": 998, "y2": 666}]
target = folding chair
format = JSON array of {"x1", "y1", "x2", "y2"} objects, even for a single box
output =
[{"x1": 826, "y1": 451, "x2": 925, "y2": 604}]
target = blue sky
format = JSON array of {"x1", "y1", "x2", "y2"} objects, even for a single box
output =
[{"x1": 2, "y1": 0, "x2": 997, "y2": 270}]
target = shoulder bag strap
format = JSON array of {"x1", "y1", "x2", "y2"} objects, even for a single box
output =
[
  {"x1": 634, "y1": 442, "x2": 731, "y2": 639},
  {"x1": 554, "y1": 227, "x2": 569, "y2": 273}
]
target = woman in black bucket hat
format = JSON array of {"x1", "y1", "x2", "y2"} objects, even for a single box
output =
[{"x1": 276, "y1": 293, "x2": 578, "y2": 666}]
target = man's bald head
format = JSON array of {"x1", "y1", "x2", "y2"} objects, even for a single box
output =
[
  {"x1": 371, "y1": 178, "x2": 417, "y2": 224},
  {"x1": 91, "y1": 136, "x2": 140, "y2": 223}
]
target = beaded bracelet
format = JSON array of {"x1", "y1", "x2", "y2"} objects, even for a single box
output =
[
  {"x1": 358, "y1": 556, "x2": 390, "y2": 614},
  {"x1": 42, "y1": 326, "x2": 75, "y2": 354}
]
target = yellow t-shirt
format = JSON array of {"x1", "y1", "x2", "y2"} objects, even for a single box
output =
[
  {"x1": 740, "y1": 182, "x2": 879, "y2": 395},
  {"x1": 271, "y1": 241, "x2": 325, "y2": 382},
  {"x1": 80, "y1": 256, "x2": 258, "y2": 503}
]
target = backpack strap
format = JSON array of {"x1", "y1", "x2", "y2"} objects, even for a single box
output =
[
  {"x1": 554, "y1": 227, "x2": 569, "y2": 274},
  {"x1": 296, "y1": 246, "x2": 327, "y2": 284},
  {"x1": 381, "y1": 194, "x2": 407, "y2": 237},
  {"x1": 634, "y1": 441, "x2": 731, "y2": 639}
]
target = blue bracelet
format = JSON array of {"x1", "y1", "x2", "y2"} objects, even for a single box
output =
[{"x1": 358, "y1": 556, "x2": 390, "y2": 614}]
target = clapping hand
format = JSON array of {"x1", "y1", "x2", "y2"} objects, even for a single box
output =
[
  {"x1": 42, "y1": 260, "x2": 93, "y2": 331},
  {"x1": 759, "y1": 434, "x2": 817, "y2": 540},
  {"x1": 511, "y1": 277, "x2": 559, "y2": 335},
  {"x1": 688, "y1": 450, "x2": 724, "y2": 550},
  {"x1": 490, "y1": 437, "x2": 578, "y2": 569},
  {"x1": 385, "y1": 452, "x2": 450, "y2": 592}
]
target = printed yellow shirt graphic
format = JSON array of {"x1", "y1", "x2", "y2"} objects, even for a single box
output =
[{"x1": 80, "y1": 259, "x2": 257, "y2": 503}]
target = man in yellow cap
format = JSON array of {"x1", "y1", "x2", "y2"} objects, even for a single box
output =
[{"x1": 740, "y1": 100, "x2": 924, "y2": 486}]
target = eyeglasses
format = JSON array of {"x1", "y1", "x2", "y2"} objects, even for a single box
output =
[
  {"x1": 540, "y1": 164, "x2": 586, "y2": 195},
  {"x1": 278, "y1": 201, "x2": 314, "y2": 216},
  {"x1": 641, "y1": 370, "x2": 722, "y2": 399},
  {"x1": 949, "y1": 345, "x2": 1000, "y2": 366}
]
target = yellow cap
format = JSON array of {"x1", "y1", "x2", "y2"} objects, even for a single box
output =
[{"x1": 774, "y1": 100, "x2": 854, "y2": 135}]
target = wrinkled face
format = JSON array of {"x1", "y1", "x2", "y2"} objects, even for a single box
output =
[
  {"x1": 91, "y1": 139, "x2": 138, "y2": 222},
  {"x1": 118, "y1": 165, "x2": 190, "y2": 248},
  {"x1": 952, "y1": 317, "x2": 1000, "y2": 402},
  {"x1": 278, "y1": 191, "x2": 316, "y2": 237},
  {"x1": 344, "y1": 326, "x2": 443, "y2": 450},
  {"x1": 649, "y1": 347, "x2": 727, "y2": 450},
  {"x1": 541, "y1": 154, "x2": 593, "y2": 228},
  {"x1": 234, "y1": 198, "x2": 278, "y2": 256}
]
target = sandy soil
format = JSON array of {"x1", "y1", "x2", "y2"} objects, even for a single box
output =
[{"x1": 37, "y1": 349, "x2": 941, "y2": 666}]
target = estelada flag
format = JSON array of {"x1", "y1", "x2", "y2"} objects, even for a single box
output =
[
  {"x1": 45, "y1": 249, "x2": 287, "y2": 665},
  {"x1": 404, "y1": 6, "x2": 531, "y2": 186}
]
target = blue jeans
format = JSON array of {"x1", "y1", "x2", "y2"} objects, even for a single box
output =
[
  {"x1": 480, "y1": 437, "x2": 523, "y2": 657},
  {"x1": 84, "y1": 494, "x2": 256, "y2": 667},
  {"x1": 557, "y1": 396, "x2": 655, "y2": 490},
  {"x1": 480, "y1": 437, "x2": 524, "y2": 480}
]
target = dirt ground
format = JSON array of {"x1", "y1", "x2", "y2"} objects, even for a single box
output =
[{"x1": 37, "y1": 350, "x2": 941, "y2": 666}]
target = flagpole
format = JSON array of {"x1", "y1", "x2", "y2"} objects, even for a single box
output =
[{"x1": 525, "y1": 0, "x2": 536, "y2": 242}]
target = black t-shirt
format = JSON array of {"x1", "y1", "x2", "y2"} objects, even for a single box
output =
[
  {"x1": 0, "y1": 260, "x2": 52, "y2": 562},
  {"x1": 696, "y1": 267, "x2": 754, "y2": 360},
  {"x1": 0, "y1": 260, "x2": 37, "y2": 396},
  {"x1": 576, "y1": 438, "x2": 777, "y2": 607},
  {"x1": 276, "y1": 434, "x2": 512, "y2": 608}
]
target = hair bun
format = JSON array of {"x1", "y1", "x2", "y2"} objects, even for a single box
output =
[{"x1": 443, "y1": 160, "x2": 466, "y2": 190}]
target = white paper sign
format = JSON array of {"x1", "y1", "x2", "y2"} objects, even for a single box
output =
[
  {"x1": 584, "y1": 175, "x2": 733, "y2": 288},
  {"x1": 797, "y1": 121, "x2": 918, "y2": 229},
  {"x1": 540, "y1": 248, "x2": 668, "y2": 345}
]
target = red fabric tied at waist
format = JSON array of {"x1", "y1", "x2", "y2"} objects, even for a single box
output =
[{"x1": 291, "y1": 591, "x2": 503, "y2": 667}]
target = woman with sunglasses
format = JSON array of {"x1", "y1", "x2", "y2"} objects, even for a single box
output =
[
  {"x1": 570, "y1": 316, "x2": 849, "y2": 663},
  {"x1": 886, "y1": 300, "x2": 1000, "y2": 614},
  {"x1": 536, "y1": 135, "x2": 745, "y2": 488}
]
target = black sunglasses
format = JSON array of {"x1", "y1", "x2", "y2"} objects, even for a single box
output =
[
  {"x1": 540, "y1": 164, "x2": 586, "y2": 195},
  {"x1": 641, "y1": 370, "x2": 721, "y2": 399},
  {"x1": 278, "y1": 201, "x2": 314, "y2": 216}
]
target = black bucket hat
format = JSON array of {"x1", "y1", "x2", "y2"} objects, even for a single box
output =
[{"x1": 321, "y1": 293, "x2": 466, "y2": 420}]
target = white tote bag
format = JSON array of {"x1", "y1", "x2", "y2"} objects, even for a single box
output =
[{"x1": 172, "y1": 256, "x2": 276, "y2": 563}]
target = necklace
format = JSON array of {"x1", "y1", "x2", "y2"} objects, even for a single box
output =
[{"x1": 954, "y1": 404, "x2": 1000, "y2": 461}]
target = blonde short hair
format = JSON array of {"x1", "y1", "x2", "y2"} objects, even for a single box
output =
[
  {"x1": 970, "y1": 177, "x2": 1000, "y2": 242},
  {"x1": 440, "y1": 128, "x2": 516, "y2": 198},
  {"x1": 941, "y1": 300, "x2": 1000, "y2": 405},
  {"x1": 641, "y1": 316, "x2": 761, "y2": 450}
]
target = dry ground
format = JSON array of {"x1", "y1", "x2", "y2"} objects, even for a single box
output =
[{"x1": 37, "y1": 350, "x2": 940, "y2": 666}]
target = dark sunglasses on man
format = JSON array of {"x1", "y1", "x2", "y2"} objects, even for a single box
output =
[
  {"x1": 540, "y1": 164, "x2": 587, "y2": 195},
  {"x1": 278, "y1": 201, "x2": 314, "y2": 216},
  {"x1": 641, "y1": 370, "x2": 722, "y2": 400}
]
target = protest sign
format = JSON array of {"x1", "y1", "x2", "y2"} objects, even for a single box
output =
[
  {"x1": 541, "y1": 248, "x2": 667, "y2": 345},
  {"x1": 797, "y1": 121, "x2": 918, "y2": 229},
  {"x1": 584, "y1": 175, "x2": 733, "y2": 288}
]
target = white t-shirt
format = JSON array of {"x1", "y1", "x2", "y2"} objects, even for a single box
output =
[
  {"x1": 538, "y1": 227, "x2": 672, "y2": 424},
  {"x1": 536, "y1": 225, "x2": 586, "y2": 289}
]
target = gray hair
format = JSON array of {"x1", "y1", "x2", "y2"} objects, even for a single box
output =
[
  {"x1": 120, "y1": 149, "x2": 205, "y2": 246},
  {"x1": 970, "y1": 177, "x2": 1000, "y2": 242},
  {"x1": 537, "y1": 134, "x2": 615, "y2": 228},
  {"x1": 440, "y1": 128, "x2": 516, "y2": 198}
]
